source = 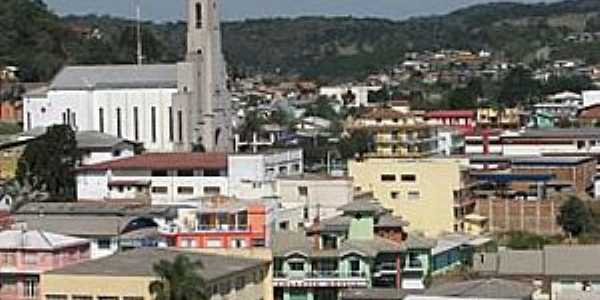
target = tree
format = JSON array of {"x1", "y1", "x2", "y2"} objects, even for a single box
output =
[
  {"x1": 149, "y1": 255, "x2": 208, "y2": 300},
  {"x1": 496, "y1": 67, "x2": 541, "y2": 107},
  {"x1": 16, "y1": 125, "x2": 79, "y2": 198},
  {"x1": 557, "y1": 196, "x2": 592, "y2": 238},
  {"x1": 237, "y1": 110, "x2": 266, "y2": 141},
  {"x1": 337, "y1": 130, "x2": 373, "y2": 159}
]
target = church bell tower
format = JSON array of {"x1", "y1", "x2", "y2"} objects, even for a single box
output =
[{"x1": 175, "y1": 0, "x2": 231, "y2": 152}]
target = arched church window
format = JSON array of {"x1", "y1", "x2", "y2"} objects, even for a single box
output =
[
  {"x1": 215, "y1": 128, "x2": 222, "y2": 147},
  {"x1": 195, "y1": 3, "x2": 202, "y2": 29}
]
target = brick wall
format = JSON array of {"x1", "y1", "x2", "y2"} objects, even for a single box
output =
[{"x1": 475, "y1": 198, "x2": 564, "y2": 235}]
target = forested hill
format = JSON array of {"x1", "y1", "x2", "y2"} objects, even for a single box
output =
[{"x1": 3, "y1": 0, "x2": 600, "y2": 82}]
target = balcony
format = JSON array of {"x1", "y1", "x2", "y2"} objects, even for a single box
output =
[
  {"x1": 158, "y1": 223, "x2": 250, "y2": 234},
  {"x1": 273, "y1": 271, "x2": 369, "y2": 288}
]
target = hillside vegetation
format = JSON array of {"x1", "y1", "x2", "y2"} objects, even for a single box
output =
[{"x1": 2, "y1": 0, "x2": 600, "y2": 81}]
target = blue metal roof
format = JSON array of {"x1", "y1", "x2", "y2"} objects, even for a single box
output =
[{"x1": 474, "y1": 173, "x2": 555, "y2": 183}]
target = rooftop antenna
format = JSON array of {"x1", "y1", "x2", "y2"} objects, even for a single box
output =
[{"x1": 136, "y1": 0, "x2": 143, "y2": 65}]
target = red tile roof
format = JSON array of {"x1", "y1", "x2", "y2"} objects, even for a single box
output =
[
  {"x1": 79, "y1": 152, "x2": 227, "y2": 171},
  {"x1": 425, "y1": 110, "x2": 475, "y2": 118}
]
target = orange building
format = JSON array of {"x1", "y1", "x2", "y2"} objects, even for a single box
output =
[{"x1": 160, "y1": 196, "x2": 268, "y2": 249}]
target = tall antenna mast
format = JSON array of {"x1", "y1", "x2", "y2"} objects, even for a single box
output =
[{"x1": 136, "y1": 0, "x2": 143, "y2": 65}]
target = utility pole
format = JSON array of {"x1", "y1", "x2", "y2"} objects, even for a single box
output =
[{"x1": 136, "y1": 0, "x2": 143, "y2": 65}]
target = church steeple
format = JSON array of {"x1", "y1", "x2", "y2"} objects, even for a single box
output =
[{"x1": 175, "y1": 0, "x2": 231, "y2": 152}]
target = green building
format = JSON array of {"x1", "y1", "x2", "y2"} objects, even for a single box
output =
[{"x1": 272, "y1": 199, "x2": 435, "y2": 300}]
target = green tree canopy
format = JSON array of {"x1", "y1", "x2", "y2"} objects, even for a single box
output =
[
  {"x1": 557, "y1": 196, "x2": 592, "y2": 238},
  {"x1": 16, "y1": 125, "x2": 79, "y2": 198},
  {"x1": 496, "y1": 67, "x2": 541, "y2": 107},
  {"x1": 150, "y1": 255, "x2": 208, "y2": 300}
]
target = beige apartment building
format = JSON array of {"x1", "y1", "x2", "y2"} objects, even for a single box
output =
[{"x1": 348, "y1": 158, "x2": 468, "y2": 236}]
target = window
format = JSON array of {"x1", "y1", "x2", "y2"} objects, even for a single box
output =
[
  {"x1": 133, "y1": 106, "x2": 139, "y2": 141},
  {"x1": 23, "y1": 279, "x2": 37, "y2": 298},
  {"x1": 279, "y1": 221, "x2": 289, "y2": 230},
  {"x1": 178, "y1": 110, "x2": 184, "y2": 142},
  {"x1": 168, "y1": 106, "x2": 174, "y2": 142},
  {"x1": 204, "y1": 169, "x2": 221, "y2": 177},
  {"x1": 123, "y1": 297, "x2": 144, "y2": 300},
  {"x1": 181, "y1": 238, "x2": 197, "y2": 248},
  {"x1": 151, "y1": 106, "x2": 157, "y2": 143},
  {"x1": 116, "y1": 108, "x2": 122, "y2": 138},
  {"x1": 195, "y1": 3, "x2": 202, "y2": 28},
  {"x1": 112, "y1": 150, "x2": 121, "y2": 157},
  {"x1": 289, "y1": 262, "x2": 304, "y2": 271},
  {"x1": 62, "y1": 112, "x2": 67, "y2": 124},
  {"x1": 235, "y1": 276, "x2": 246, "y2": 290},
  {"x1": 231, "y1": 239, "x2": 246, "y2": 248},
  {"x1": 151, "y1": 170, "x2": 168, "y2": 177},
  {"x1": 391, "y1": 191, "x2": 400, "y2": 199},
  {"x1": 27, "y1": 112, "x2": 31, "y2": 131},
  {"x1": 152, "y1": 186, "x2": 168, "y2": 194},
  {"x1": 401, "y1": 174, "x2": 417, "y2": 182},
  {"x1": 408, "y1": 253, "x2": 422, "y2": 268},
  {"x1": 98, "y1": 297, "x2": 119, "y2": 300},
  {"x1": 66, "y1": 108, "x2": 71, "y2": 125},
  {"x1": 177, "y1": 170, "x2": 194, "y2": 177},
  {"x1": 72, "y1": 296, "x2": 93, "y2": 300},
  {"x1": 177, "y1": 186, "x2": 194, "y2": 195},
  {"x1": 97, "y1": 239, "x2": 112, "y2": 249},
  {"x1": 71, "y1": 112, "x2": 77, "y2": 128},
  {"x1": 298, "y1": 186, "x2": 308, "y2": 196},
  {"x1": 577, "y1": 140, "x2": 585, "y2": 149},
  {"x1": 203, "y1": 186, "x2": 221, "y2": 195},
  {"x1": 381, "y1": 174, "x2": 396, "y2": 182},
  {"x1": 98, "y1": 108, "x2": 105, "y2": 133},
  {"x1": 252, "y1": 239, "x2": 266, "y2": 247},
  {"x1": 350, "y1": 259, "x2": 361, "y2": 273},
  {"x1": 292, "y1": 163, "x2": 301, "y2": 172},
  {"x1": 41, "y1": 107, "x2": 46, "y2": 113},
  {"x1": 303, "y1": 207, "x2": 309, "y2": 219},
  {"x1": 408, "y1": 191, "x2": 421, "y2": 200},
  {"x1": 2, "y1": 253, "x2": 15, "y2": 266},
  {"x1": 278, "y1": 165, "x2": 288, "y2": 174},
  {"x1": 46, "y1": 295, "x2": 67, "y2": 300}
]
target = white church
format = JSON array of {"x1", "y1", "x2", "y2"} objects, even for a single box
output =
[{"x1": 23, "y1": 0, "x2": 232, "y2": 152}]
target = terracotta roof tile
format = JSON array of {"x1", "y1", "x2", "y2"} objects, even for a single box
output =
[
  {"x1": 78, "y1": 152, "x2": 227, "y2": 171},
  {"x1": 425, "y1": 110, "x2": 475, "y2": 118}
]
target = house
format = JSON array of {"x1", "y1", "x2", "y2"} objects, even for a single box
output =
[
  {"x1": 23, "y1": 0, "x2": 232, "y2": 153},
  {"x1": 20, "y1": 128, "x2": 138, "y2": 166},
  {"x1": 274, "y1": 174, "x2": 354, "y2": 229},
  {"x1": 76, "y1": 152, "x2": 229, "y2": 204},
  {"x1": 159, "y1": 196, "x2": 268, "y2": 249},
  {"x1": 319, "y1": 85, "x2": 382, "y2": 107},
  {"x1": 348, "y1": 158, "x2": 470, "y2": 236},
  {"x1": 40, "y1": 248, "x2": 272, "y2": 300},
  {"x1": 476, "y1": 108, "x2": 521, "y2": 129},
  {"x1": 273, "y1": 198, "x2": 435, "y2": 300},
  {"x1": 346, "y1": 108, "x2": 439, "y2": 158},
  {"x1": 14, "y1": 202, "x2": 168, "y2": 259},
  {"x1": 0, "y1": 230, "x2": 90, "y2": 300}
]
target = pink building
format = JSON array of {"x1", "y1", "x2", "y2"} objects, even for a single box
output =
[{"x1": 0, "y1": 230, "x2": 90, "y2": 300}]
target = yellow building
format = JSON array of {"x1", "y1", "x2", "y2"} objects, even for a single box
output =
[
  {"x1": 346, "y1": 107, "x2": 438, "y2": 158},
  {"x1": 477, "y1": 107, "x2": 521, "y2": 129},
  {"x1": 41, "y1": 248, "x2": 271, "y2": 300},
  {"x1": 348, "y1": 158, "x2": 468, "y2": 237}
]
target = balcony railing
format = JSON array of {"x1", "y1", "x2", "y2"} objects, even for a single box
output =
[
  {"x1": 159, "y1": 224, "x2": 250, "y2": 234},
  {"x1": 274, "y1": 271, "x2": 367, "y2": 279}
]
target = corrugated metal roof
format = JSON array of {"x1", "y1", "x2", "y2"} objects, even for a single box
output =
[{"x1": 50, "y1": 64, "x2": 177, "y2": 90}]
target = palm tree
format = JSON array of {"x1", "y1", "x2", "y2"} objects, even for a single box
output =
[{"x1": 149, "y1": 254, "x2": 208, "y2": 300}]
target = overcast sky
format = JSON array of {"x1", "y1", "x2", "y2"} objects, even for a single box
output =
[{"x1": 44, "y1": 0, "x2": 560, "y2": 22}]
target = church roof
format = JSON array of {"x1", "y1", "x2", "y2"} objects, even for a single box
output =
[
  {"x1": 50, "y1": 64, "x2": 178, "y2": 90},
  {"x1": 77, "y1": 152, "x2": 227, "y2": 171}
]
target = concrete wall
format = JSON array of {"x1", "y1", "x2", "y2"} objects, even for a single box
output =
[{"x1": 348, "y1": 158, "x2": 462, "y2": 236}]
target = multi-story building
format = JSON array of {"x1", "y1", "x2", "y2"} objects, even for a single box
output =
[
  {"x1": 476, "y1": 107, "x2": 522, "y2": 129},
  {"x1": 76, "y1": 152, "x2": 229, "y2": 204},
  {"x1": 228, "y1": 148, "x2": 304, "y2": 200},
  {"x1": 348, "y1": 157, "x2": 469, "y2": 236},
  {"x1": 0, "y1": 230, "x2": 90, "y2": 300},
  {"x1": 272, "y1": 199, "x2": 435, "y2": 300},
  {"x1": 160, "y1": 195, "x2": 268, "y2": 249},
  {"x1": 274, "y1": 174, "x2": 354, "y2": 229},
  {"x1": 466, "y1": 156, "x2": 596, "y2": 235},
  {"x1": 346, "y1": 108, "x2": 438, "y2": 158},
  {"x1": 41, "y1": 248, "x2": 272, "y2": 300}
]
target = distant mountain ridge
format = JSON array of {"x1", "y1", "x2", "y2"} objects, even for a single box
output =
[{"x1": 2, "y1": 0, "x2": 600, "y2": 82}]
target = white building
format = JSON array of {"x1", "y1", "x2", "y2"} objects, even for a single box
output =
[
  {"x1": 274, "y1": 174, "x2": 353, "y2": 227},
  {"x1": 23, "y1": 0, "x2": 232, "y2": 153},
  {"x1": 76, "y1": 148, "x2": 304, "y2": 204},
  {"x1": 228, "y1": 148, "x2": 304, "y2": 199},
  {"x1": 76, "y1": 152, "x2": 229, "y2": 204},
  {"x1": 319, "y1": 85, "x2": 382, "y2": 107}
]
